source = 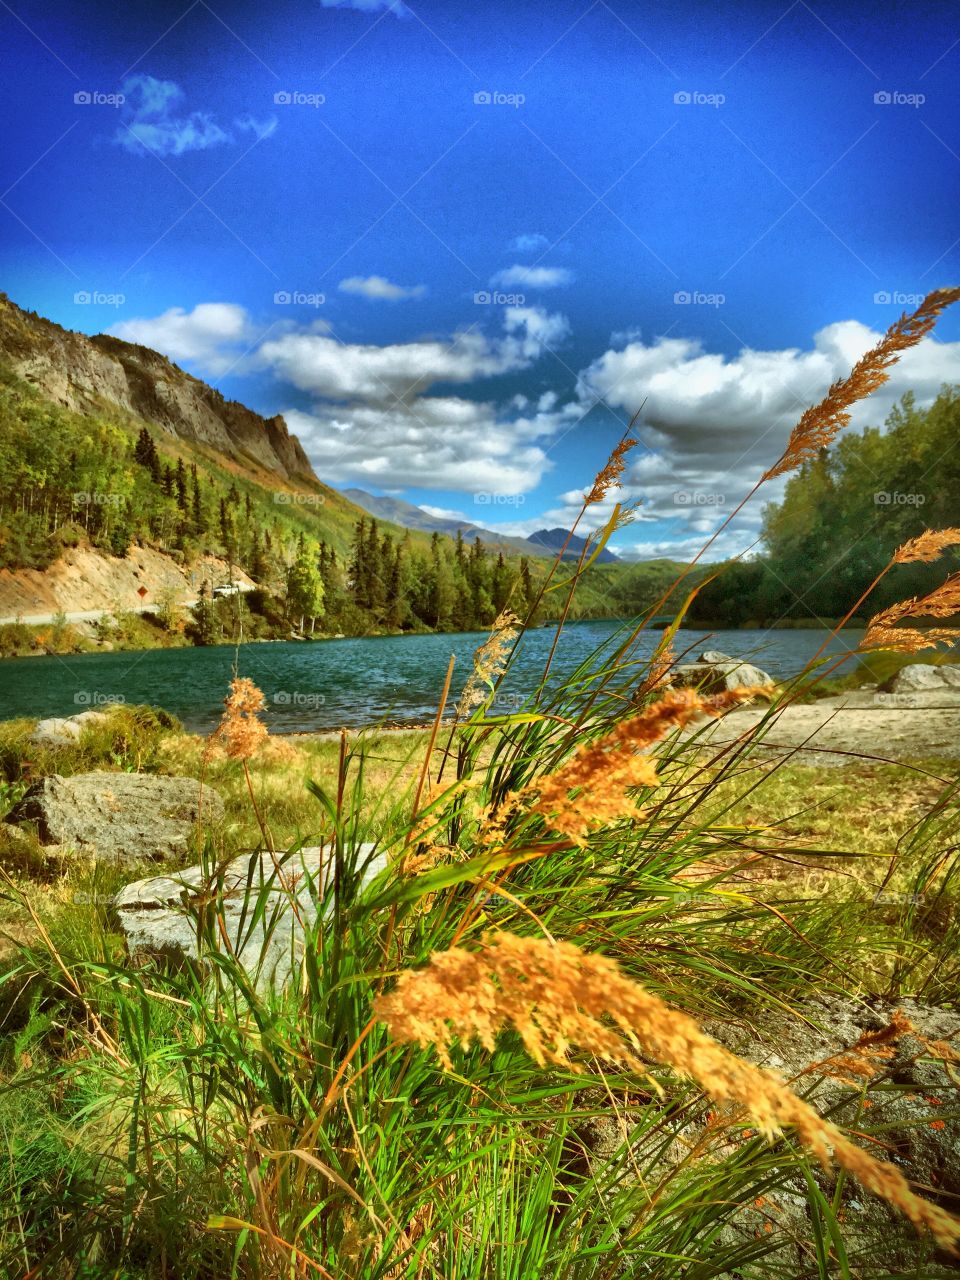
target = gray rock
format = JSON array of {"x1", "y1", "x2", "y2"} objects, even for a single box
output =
[
  {"x1": 881, "y1": 663, "x2": 960, "y2": 694},
  {"x1": 30, "y1": 710, "x2": 113, "y2": 748},
  {"x1": 673, "y1": 658, "x2": 775, "y2": 695},
  {"x1": 573, "y1": 995, "x2": 959, "y2": 1277},
  {"x1": 114, "y1": 843, "x2": 387, "y2": 988},
  {"x1": 6, "y1": 772, "x2": 223, "y2": 863},
  {"x1": 698, "y1": 649, "x2": 734, "y2": 663}
]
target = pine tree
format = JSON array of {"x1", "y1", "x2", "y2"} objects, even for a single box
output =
[
  {"x1": 191, "y1": 580, "x2": 217, "y2": 645},
  {"x1": 175, "y1": 458, "x2": 188, "y2": 512},
  {"x1": 492, "y1": 552, "x2": 512, "y2": 613},
  {"x1": 191, "y1": 466, "x2": 205, "y2": 532},
  {"x1": 349, "y1": 517, "x2": 368, "y2": 607}
]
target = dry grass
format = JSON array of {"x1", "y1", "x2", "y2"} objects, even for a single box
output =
[{"x1": 375, "y1": 933, "x2": 960, "y2": 1247}]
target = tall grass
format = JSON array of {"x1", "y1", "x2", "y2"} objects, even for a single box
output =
[{"x1": 1, "y1": 291, "x2": 960, "y2": 1277}]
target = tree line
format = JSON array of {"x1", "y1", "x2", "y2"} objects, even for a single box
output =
[{"x1": 693, "y1": 387, "x2": 960, "y2": 626}]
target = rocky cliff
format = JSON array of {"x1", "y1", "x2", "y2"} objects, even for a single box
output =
[{"x1": 0, "y1": 293, "x2": 318, "y2": 485}]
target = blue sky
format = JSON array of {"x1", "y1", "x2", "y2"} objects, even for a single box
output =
[{"x1": 1, "y1": 0, "x2": 958, "y2": 557}]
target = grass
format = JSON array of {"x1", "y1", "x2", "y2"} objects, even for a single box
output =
[{"x1": 1, "y1": 292, "x2": 960, "y2": 1278}]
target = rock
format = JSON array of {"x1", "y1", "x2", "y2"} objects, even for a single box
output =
[
  {"x1": 881, "y1": 663, "x2": 960, "y2": 694},
  {"x1": 573, "y1": 995, "x2": 959, "y2": 1276},
  {"x1": 6, "y1": 773, "x2": 223, "y2": 863},
  {"x1": 30, "y1": 710, "x2": 113, "y2": 748},
  {"x1": 114, "y1": 843, "x2": 388, "y2": 988},
  {"x1": 673, "y1": 657, "x2": 775, "y2": 695},
  {"x1": 698, "y1": 649, "x2": 734, "y2": 663},
  {"x1": 702, "y1": 996, "x2": 960, "y2": 1273}
]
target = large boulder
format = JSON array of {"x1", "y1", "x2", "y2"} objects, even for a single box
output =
[
  {"x1": 5, "y1": 772, "x2": 223, "y2": 863},
  {"x1": 114, "y1": 843, "x2": 387, "y2": 989},
  {"x1": 881, "y1": 663, "x2": 960, "y2": 694},
  {"x1": 672, "y1": 656, "x2": 775, "y2": 695}
]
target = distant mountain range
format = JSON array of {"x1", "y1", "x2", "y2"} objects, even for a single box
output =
[{"x1": 341, "y1": 489, "x2": 619, "y2": 563}]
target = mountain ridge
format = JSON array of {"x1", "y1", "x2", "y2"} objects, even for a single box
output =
[{"x1": 0, "y1": 293, "x2": 317, "y2": 485}]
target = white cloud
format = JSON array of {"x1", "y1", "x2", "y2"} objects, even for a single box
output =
[
  {"x1": 257, "y1": 306, "x2": 570, "y2": 402},
  {"x1": 115, "y1": 75, "x2": 276, "y2": 157},
  {"x1": 491, "y1": 264, "x2": 573, "y2": 289},
  {"x1": 109, "y1": 303, "x2": 253, "y2": 374},
  {"x1": 339, "y1": 275, "x2": 426, "y2": 301},
  {"x1": 509, "y1": 233, "x2": 551, "y2": 253},
  {"x1": 419, "y1": 504, "x2": 471, "y2": 521},
  {"x1": 285, "y1": 393, "x2": 580, "y2": 493},
  {"x1": 575, "y1": 320, "x2": 960, "y2": 554}
]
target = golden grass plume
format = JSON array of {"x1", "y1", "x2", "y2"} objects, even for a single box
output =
[
  {"x1": 208, "y1": 676, "x2": 269, "y2": 760},
  {"x1": 893, "y1": 528, "x2": 960, "y2": 565},
  {"x1": 374, "y1": 933, "x2": 960, "y2": 1248},
  {"x1": 861, "y1": 570, "x2": 960, "y2": 652},
  {"x1": 530, "y1": 687, "x2": 766, "y2": 842},
  {"x1": 457, "y1": 610, "x2": 522, "y2": 715},
  {"x1": 585, "y1": 433, "x2": 639, "y2": 505},
  {"x1": 765, "y1": 288, "x2": 960, "y2": 481}
]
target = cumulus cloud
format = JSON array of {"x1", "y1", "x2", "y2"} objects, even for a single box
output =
[
  {"x1": 115, "y1": 75, "x2": 276, "y2": 157},
  {"x1": 492, "y1": 264, "x2": 573, "y2": 289},
  {"x1": 509, "y1": 233, "x2": 551, "y2": 253},
  {"x1": 257, "y1": 306, "x2": 570, "y2": 402},
  {"x1": 575, "y1": 319, "x2": 960, "y2": 554},
  {"x1": 339, "y1": 275, "x2": 426, "y2": 301},
  {"x1": 109, "y1": 302, "x2": 254, "y2": 374},
  {"x1": 285, "y1": 393, "x2": 580, "y2": 493}
]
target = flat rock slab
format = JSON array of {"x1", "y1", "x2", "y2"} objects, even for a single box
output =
[
  {"x1": 6, "y1": 772, "x2": 224, "y2": 862},
  {"x1": 114, "y1": 843, "x2": 386, "y2": 989},
  {"x1": 683, "y1": 697, "x2": 960, "y2": 764}
]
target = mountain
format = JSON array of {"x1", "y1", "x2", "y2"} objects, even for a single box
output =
[
  {"x1": 0, "y1": 294, "x2": 316, "y2": 484},
  {"x1": 341, "y1": 488, "x2": 549, "y2": 557},
  {"x1": 529, "y1": 527, "x2": 618, "y2": 564},
  {"x1": 342, "y1": 490, "x2": 619, "y2": 563}
]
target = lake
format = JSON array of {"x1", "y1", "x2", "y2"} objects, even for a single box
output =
[{"x1": 0, "y1": 622, "x2": 866, "y2": 733}]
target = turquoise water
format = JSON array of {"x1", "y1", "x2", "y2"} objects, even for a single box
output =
[{"x1": 0, "y1": 622, "x2": 865, "y2": 733}]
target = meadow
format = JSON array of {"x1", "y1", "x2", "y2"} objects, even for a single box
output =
[{"x1": 0, "y1": 290, "x2": 959, "y2": 1278}]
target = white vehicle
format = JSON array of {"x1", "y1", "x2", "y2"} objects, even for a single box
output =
[{"x1": 211, "y1": 583, "x2": 243, "y2": 599}]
